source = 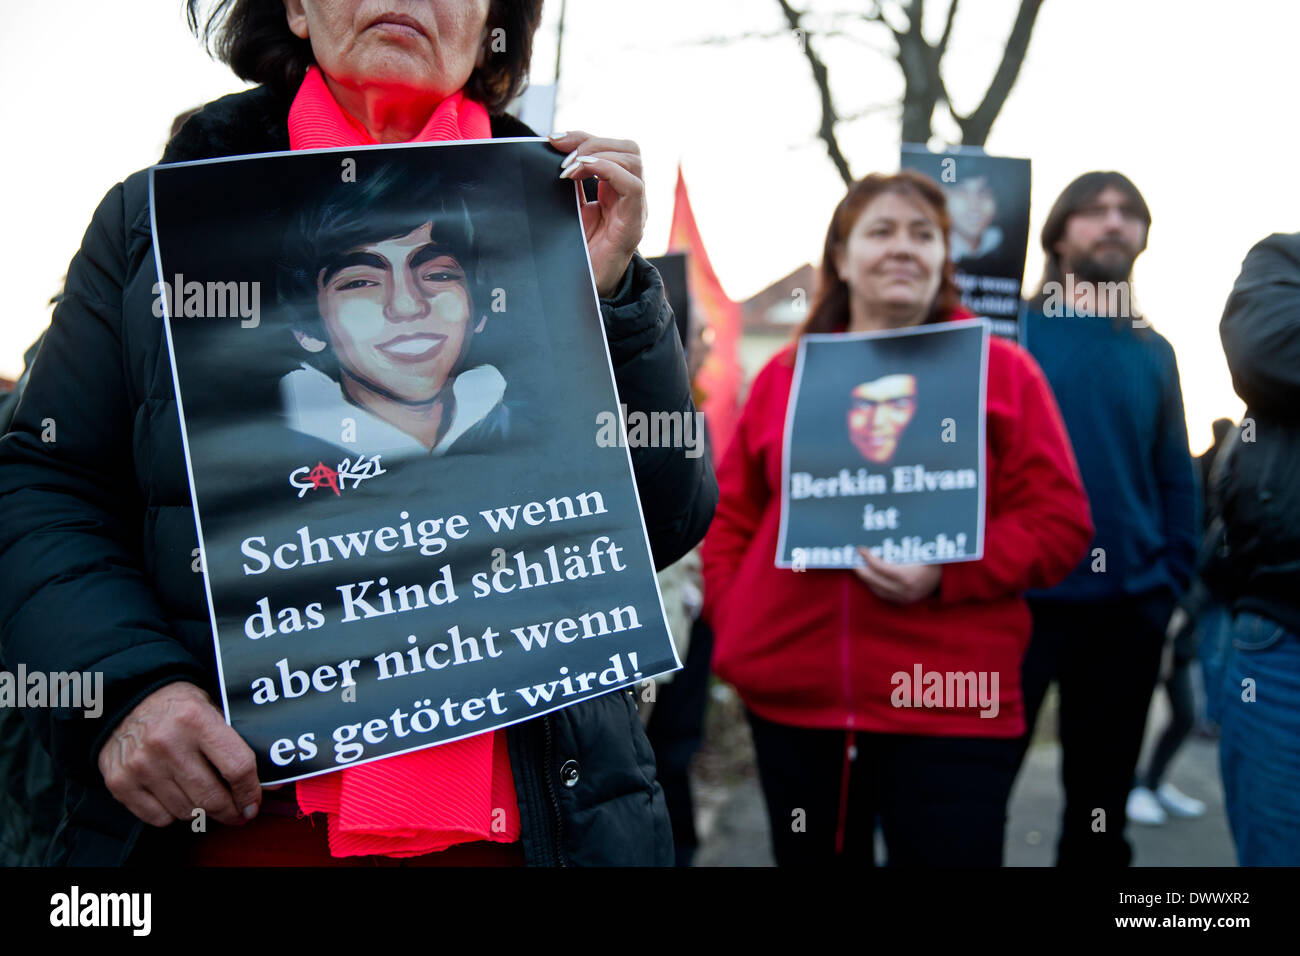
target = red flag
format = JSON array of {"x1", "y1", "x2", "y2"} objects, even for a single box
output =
[{"x1": 667, "y1": 166, "x2": 742, "y2": 462}]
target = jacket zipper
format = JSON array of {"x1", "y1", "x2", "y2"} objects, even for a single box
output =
[
  {"x1": 837, "y1": 578, "x2": 857, "y2": 855},
  {"x1": 840, "y1": 576, "x2": 856, "y2": 730},
  {"x1": 541, "y1": 715, "x2": 567, "y2": 867}
]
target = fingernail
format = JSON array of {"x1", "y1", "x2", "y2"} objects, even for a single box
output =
[
  {"x1": 563, "y1": 149, "x2": 579, "y2": 166},
  {"x1": 548, "y1": 131, "x2": 569, "y2": 140},
  {"x1": 243, "y1": 804, "x2": 258, "y2": 819},
  {"x1": 560, "y1": 156, "x2": 596, "y2": 179}
]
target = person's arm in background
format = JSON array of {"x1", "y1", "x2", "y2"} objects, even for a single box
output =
[
  {"x1": 1209, "y1": 232, "x2": 1300, "y2": 599},
  {"x1": 1220, "y1": 232, "x2": 1300, "y2": 416},
  {"x1": 0, "y1": 181, "x2": 261, "y2": 828},
  {"x1": 700, "y1": 360, "x2": 778, "y2": 622},
  {"x1": 939, "y1": 346, "x2": 1094, "y2": 603},
  {"x1": 1153, "y1": 339, "x2": 1199, "y2": 598},
  {"x1": 600, "y1": 255, "x2": 718, "y2": 569}
]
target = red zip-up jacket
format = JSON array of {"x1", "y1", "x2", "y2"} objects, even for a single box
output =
[{"x1": 701, "y1": 327, "x2": 1092, "y2": 737}]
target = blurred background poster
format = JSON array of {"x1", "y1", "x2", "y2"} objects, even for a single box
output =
[{"x1": 901, "y1": 145, "x2": 1031, "y2": 341}]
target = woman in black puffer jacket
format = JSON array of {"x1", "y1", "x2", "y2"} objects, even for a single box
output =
[{"x1": 0, "y1": 0, "x2": 715, "y2": 866}]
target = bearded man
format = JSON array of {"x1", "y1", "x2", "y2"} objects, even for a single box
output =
[{"x1": 1015, "y1": 171, "x2": 1199, "y2": 867}]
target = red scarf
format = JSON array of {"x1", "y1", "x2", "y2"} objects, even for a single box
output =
[
  {"x1": 287, "y1": 65, "x2": 491, "y2": 148},
  {"x1": 289, "y1": 66, "x2": 519, "y2": 857}
]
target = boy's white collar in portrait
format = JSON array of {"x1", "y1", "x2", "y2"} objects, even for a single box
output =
[{"x1": 280, "y1": 362, "x2": 505, "y2": 459}]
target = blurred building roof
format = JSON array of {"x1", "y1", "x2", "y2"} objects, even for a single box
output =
[{"x1": 742, "y1": 263, "x2": 816, "y2": 334}]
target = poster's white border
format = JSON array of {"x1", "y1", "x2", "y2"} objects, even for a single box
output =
[
  {"x1": 149, "y1": 138, "x2": 681, "y2": 786},
  {"x1": 148, "y1": 168, "x2": 233, "y2": 728},
  {"x1": 774, "y1": 318, "x2": 990, "y2": 570}
]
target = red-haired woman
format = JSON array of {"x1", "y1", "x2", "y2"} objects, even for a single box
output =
[{"x1": 701, "y1": 171, "x2": 1092, "y2": 866}]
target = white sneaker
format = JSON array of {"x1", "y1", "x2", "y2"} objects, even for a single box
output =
[
  {"x1": 1127, "y1": 786, "x2": 1167, "y2": 825},
  {"x1": 1156, "y1": 782, "x2": 1207, "y2": 819}
]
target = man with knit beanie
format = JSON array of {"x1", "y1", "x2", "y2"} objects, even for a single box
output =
[{"x1": 1016, "y1": 171, "x2": 1199, "y2": 866}]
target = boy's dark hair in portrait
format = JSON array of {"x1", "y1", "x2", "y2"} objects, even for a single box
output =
[{"x1": 276, "y1": 162, "x2": 488, "y2": 382}]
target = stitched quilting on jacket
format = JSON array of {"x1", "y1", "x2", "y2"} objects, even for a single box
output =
[{"x1": 0, "y1": 85, "x2": 717, "y2": 866}]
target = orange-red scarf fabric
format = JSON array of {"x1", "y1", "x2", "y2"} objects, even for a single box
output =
[
  {"x1": 288, "y1": 65, "x2": 491, "y2": 148},
  {"x1": 288, "y1": 66, "x2": 519, "y2": 857}
]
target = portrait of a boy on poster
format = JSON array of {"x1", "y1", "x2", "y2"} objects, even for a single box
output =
[
  {"x1": 150, "y1": 139, "x2": 677, "y2": 784},
  {"x1": 776, "y1": 320, "x2": 988, "y2": 570}
]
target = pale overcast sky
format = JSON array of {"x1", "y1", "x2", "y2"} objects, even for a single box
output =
[{"x1": 5, "y1": 0, "x2": 1298, "y2": 452}]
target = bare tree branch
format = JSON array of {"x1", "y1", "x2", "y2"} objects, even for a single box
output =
[
  {"x1": 840, "y1": 102, "x2": 901, "y2": 121},
  {"x1": 776, "y1": 0, "x2": 855, "y2": 185},
  {"x1": 763, "y1": 0, "x2": 1046, "y2": 174},
  {"x1": 894, "y1": 0, "x2": 942, "y2": 143},
  {"x1": 936, "y1": 0, "x2": 959, "y2": 59},
  {"x1": 805, "y1": 21, "x2": 895, "y2": 55},
  {"x1": 871, "y1": 0, "x2": 909, "y2": 36},
  {"x1": 949, "y1": 0, "x2": 1045, "y2": 145},
  {"x1": 687, "y1": 29, "x2": 808, "y2": 46}
]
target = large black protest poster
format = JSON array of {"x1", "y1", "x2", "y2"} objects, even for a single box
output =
[
  {"x1": 776, "y1": 321, "x2": 988, "y2": 569},
  {"x1": 150, "y1": 139, "x2": 677, "y2": 784},
  {"x1": 900, "y1": 145, "x2": 1031, "y2": 341}
]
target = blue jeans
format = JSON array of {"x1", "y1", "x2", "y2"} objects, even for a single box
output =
[
  {"x1": 1198, "y1": 599, "x2": 1232, "y2": 726},
  {"x1": 1219, "y1": 611, "x2": 1300, "y2": 865}
]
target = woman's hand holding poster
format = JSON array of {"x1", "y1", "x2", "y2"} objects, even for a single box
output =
[
  {"x1": 776, "y1": 321, "x2": 989, "y2": 569},
  {"x1": 150, "y1": 140, "x2": 677, "y2": 784}
]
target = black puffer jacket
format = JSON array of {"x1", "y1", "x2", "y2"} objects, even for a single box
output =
[
  {"x1": 0, "y1": 85, "x2": 717, "y2": 866},
  {"x1": 1213, "y1": 231, "x2": 1300, "y2": 636}
]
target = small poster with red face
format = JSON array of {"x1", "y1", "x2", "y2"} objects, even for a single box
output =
[{"x1": 776, "y1": 320, "x2": 988, "y2": 569}]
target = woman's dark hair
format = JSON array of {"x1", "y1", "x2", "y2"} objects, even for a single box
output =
[
  {"x1": 795, "y1": 170, "x2": 962, "y2": 338},
  {"x1": 277, "y1": 162, "x2": 484, "y2": 381},
  {"x1": 187, "y1": 1, "x2": 545, "y2": 112}
]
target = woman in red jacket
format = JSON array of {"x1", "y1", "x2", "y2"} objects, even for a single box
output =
[{"x1": 702, "y1": 170, "x2": 1093, "y2": 866}]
